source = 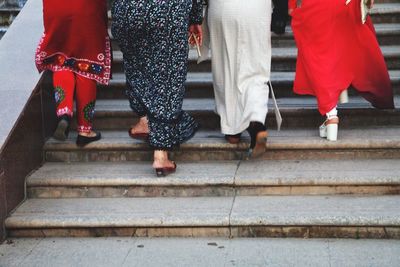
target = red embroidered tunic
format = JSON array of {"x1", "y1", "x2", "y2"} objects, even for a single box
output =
[
  {"x1": 289, "y1": 0, "x2": 394, "y2": 115},
  {"x1": 35, "y1": 0, "x2": 111, "y2": 85}
]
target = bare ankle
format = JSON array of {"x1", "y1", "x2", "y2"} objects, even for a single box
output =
[
  {"x1": 153, "y1": 150, "x2": 174, "y2": 168},
  {"x1": 131, "y1": 116, "x2": 149, "y2": 133}
]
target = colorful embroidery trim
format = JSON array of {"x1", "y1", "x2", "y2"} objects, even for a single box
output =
[
  {"x1": 56, "y1": 107, "x2": 73, "y2": 117},
  {"x1": 54, "y1": 86, "x2": 65, "y2": 105},
  {"x1": 44, "y1": 55, "x2": 104, "y2": 75},
  {"x1": 83, "y1": 101, "x2": 96, "y2": 122},
  {"x1": 78, "y1": 125, "x2": 92, "y2": 133}
]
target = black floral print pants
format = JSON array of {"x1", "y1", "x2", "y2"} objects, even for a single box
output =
[{"x1": 111, "y1": 0, "x2": 203, "y2": 150}]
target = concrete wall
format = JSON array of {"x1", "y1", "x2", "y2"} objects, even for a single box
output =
[{"x1": 0, "y1": 0, "x2": 55, "y2": 242}]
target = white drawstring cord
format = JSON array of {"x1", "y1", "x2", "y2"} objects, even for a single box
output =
[{"x1": 268, "y1": 80, "x2": 282, "y2": 131}]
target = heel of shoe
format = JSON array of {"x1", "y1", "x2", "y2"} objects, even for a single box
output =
[
  {"x1": 247, "y1": 130, "x2": 268, "y2": 159},
  {"x1": 319, "y1": 124, "x2": 327, "y2": 138},
  {"x1": 320, "y1": 116, "x2": 339, "y2": 141},
  {"x1": 154, "y1": 162, "x2": 177, "y2": 177},
  {"x1": 53, "y1": 119, "x2": 70, "y2": 141},
  {"x1": 326, "y1": 123, "x2": 338, "y2": 141},
  {"x1": 76, "y1": 132, "x2": 102, "y2": 147},
  {"x1": 339, "y1": 90, "x2": 349, "y2": 104},
  {"x1": 156, "y1": 169, "x2": 165, "y2": 177}
]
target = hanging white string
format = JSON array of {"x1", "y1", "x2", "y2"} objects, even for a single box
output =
[{"x1": 268, "y1": 80, "x2": 282, "y2": 131}]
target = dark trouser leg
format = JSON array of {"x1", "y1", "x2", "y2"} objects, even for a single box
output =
[
  {"x1": 112, "y1": 0, "x2": 198, "y2": 150},
  {"x1": 271, "y1": 0, "x2": 288, "y2": 34},
  {"x1": 125, "y1": 82, "x2": 148, "y2": 118}
]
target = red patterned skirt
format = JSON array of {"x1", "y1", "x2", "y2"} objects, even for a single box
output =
[{"x1": 35, "y1": 0, "x2": 111, "y2": 85}]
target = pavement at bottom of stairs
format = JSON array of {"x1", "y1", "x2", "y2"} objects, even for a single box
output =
[{"x1": 0, "y1": 238, "x2": 399, "y2": 267}]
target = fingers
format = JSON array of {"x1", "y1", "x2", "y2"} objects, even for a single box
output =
[
  {"x1": 369, "y1": 0, "x2": 374, "y2": 9},
  {"x1": 188, "y1": 25, "x2": 203, "y2": 46}
]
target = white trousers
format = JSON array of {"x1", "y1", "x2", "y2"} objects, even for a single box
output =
[{"x1": 207, "y1": 0, "x2": 272, "y2": 134}]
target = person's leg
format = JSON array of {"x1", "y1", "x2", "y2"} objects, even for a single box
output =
[
  {"x1": 319, "y1": 106, "x2": 339, "y2": 141},
  {"x1": 271, "y1": 0, "x2": 289, "y2": 34},
  {"x1": 125, "y1": 82, "x2": 149, "y2": 139},
  {"x1": 52, "y1": 70, "x2": 75, "y2": 140},
  {"x1": 75, "y1": 74, "x2": 101, "y2": 146}
]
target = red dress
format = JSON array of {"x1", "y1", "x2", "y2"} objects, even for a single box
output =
[
  {"x1": 35, "y1": 0, "x2": 111, "y2": 85},
  {"x1": 289, "y1": 0, "x2": 394, "y2": 115}
]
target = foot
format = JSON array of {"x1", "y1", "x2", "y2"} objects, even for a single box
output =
[
  {"x1": 246, "y1": 122, "x2": 268, "y2": 159},
  {"x1": 271, "y1": 14, "x2": 287, "y2": 35},
  {"x1": 225, "y1": 133, "x2": 241, "y2": 144},
  {"x1": 129, "y1": 116, "x2": 149, "y2": 140},
  {"x1": 153, "y1": 150, "x2": 177, "y2": 177},
  {"x1": 76, "y1": 131, "x2": 101, "y2": 147},
  {"x1": 53, "y1": 115, "x2": 71, "y2": 141},
  {"x1": 319, "y1": 116, "x2": 339, "y2": 141}
]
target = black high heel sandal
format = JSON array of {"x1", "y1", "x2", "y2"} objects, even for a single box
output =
[
  {"x1": 155, "y1": 162, "x2": 177, "y2": 177},
  {"x1": 246, "y1": 122, "x2": 268, "y2": 159},
  {"x1": 53, "y1": 115, "x2": 71, "y2": 141},
  {"x1": 225, "y1": 133, "x2": 242, "y2": 144},
  {"x1": 76, "y1": 131, "x2": 102, "y2": 147}
]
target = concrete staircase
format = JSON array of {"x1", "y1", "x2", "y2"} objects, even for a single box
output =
[
  {"x1": 4, "y1": 2, "x2": 400, "y2": 239},
  {"x1": 0, "y1": 0, "x2": 25, "y2": 39}
]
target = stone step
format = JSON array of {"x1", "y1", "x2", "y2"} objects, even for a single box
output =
[
  {"x1": 108, "y1": 3, "x2": 400, "y2": 48},
  {"x1": 0, "y1": 6, "x2": 20, "y2": 26},
  {"x1": 1, "y1": 238, "x2": 400, "y2": 266},
  {"x1": 109, "y1": 23, "x2": 400, "y2": 49},
  {"x1": 5, "y1": 195, "x2": 400, "y2": 238},
  {"x1": 369, "y1": 3, "x2": 400, "y2": 23},
  {"x1": 99, "y1": 70, "x2": 400, "y2": 99},
  {"x1": 111, "y1": 46, "x2": 400, "y2": 73},
  {"x1": 78, "y1": 97, "x2": 400, "y2": 130},
  {"x1": 107, "y1": 3, "x2": 400, "y2": 24},
  {"x1": 269, "y1": 22, "x2": 400, "y2": 47},
  {"x1": 26, "y1": 159, "x2": 400, "y2": 198},
  {"x1": 44, "y1": 127, "x2": 400, "y2": 162}
]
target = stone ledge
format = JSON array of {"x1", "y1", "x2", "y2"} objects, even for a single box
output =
[
  {"x1": 6, "y1": 226, "x2": 400, "y2": 239},
  {"x1": 24, "y1": 160, "x2": 400, "y2": 198},
  {"x1": 230, "y1": 196, "x2": 400, "y2": 226},
  {"x1": 26, "y1": 159, "x2": 400, "y2": 188},
  {"x1": 5, "y1": 196, "x2": 400, "y2": 238},
  {"x1": 0, "y1": 0, "x2": 42, "y2": 150},
  {"x1": 5, "y1": 197, "x2": 233, "y2": 228},
  {"x1": 43, "y1": 127, "x2": 400, "y2": 152},
  {"x1": 104, "y1": 70, "x2": 400, "y2": 90},
  {"x1": 1, "y1": 237, "x2": 400, "y2": 266},
  {"x1": 110, "y1": 46, "x2": 400, "y2": 64}
]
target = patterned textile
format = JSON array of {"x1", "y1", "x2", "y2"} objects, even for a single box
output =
[
  {"x1": 112, "y1": 0, "x2": 203, "y2": 149},
  {"x1": 35, "y1": 0, "x2": 111, "y2": 85},
  {"x1": 53, "y1": 70, "x2": 97, "y2": 133}
]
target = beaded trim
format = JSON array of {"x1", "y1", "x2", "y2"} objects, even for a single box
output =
[
  {"x1": 56, "y1": 107, "x2": 73, "y2": 117},
  {"x1": 35, "y1": 34, "x2": 112, "y2": 85},
  {"x1": 77, "y1": 125, "x2": 92, "y2": 133}
]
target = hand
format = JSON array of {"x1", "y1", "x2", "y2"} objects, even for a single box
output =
[
  {"x1": 288, "y1": 9, "x2": 294, "y2": 16},
  {"x1": 189, "y1": 24, "x2": 203, "y2": 46}
]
